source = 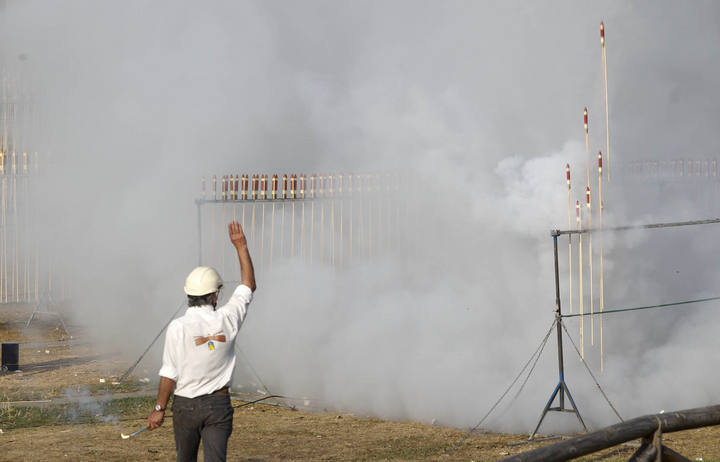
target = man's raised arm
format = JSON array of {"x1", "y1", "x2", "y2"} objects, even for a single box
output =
[{"x1": 228, "y1": 221, "x2": 256, "y2": 292}]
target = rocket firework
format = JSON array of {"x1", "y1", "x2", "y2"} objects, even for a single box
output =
[
  {"x1": 584, "y1": 108, "x2": 590, "y2": 187},
  {"x1": 601, "y1": 21, "x2": 611, "y2": 180},
  {"x1": 241, "y1": 174, "x2": 248, "y2": 201},
  {"x1": 251, "y1": 174, "x2": 258, "y2": 201}
]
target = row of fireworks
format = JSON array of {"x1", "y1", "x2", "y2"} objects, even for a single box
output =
[
  {"x1": 200, "y1": 173, "x2": 399, "y2": 201},
  {"x1": 0, "y1": 151, "x2": 36, "y2": 175},
  {"x1": 0, "y1": 173, "x2": 41, "y2": 305},
  {"x1": 562, "y1": 22, "x2": 611, "y2": 372},
  {"x1": 627, "y1": 159, "x2": 720, "y2": 179},
  {"x1": 199, "y1": 176, "x2": 407, "y2": 274}
]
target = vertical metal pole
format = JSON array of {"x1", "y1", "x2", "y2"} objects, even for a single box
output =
[
  {"x1": 553, "y1": 231, "x2": 565, "y2": 409},
  {"x1": 197, "y1": 200, "x2": 203, "y2": 266}
]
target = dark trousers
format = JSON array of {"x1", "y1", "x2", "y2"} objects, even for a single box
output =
[{"x1": 172, "y1": 393, "x2": 234, "y2": 462}]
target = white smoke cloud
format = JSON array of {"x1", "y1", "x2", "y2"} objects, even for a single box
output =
[{"x1": 2, "y1": 0, "x2": 720, "y2": 435}]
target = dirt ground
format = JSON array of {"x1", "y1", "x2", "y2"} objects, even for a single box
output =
[{"x1": 2, "y1": 304, "x2": 720, "y2": 461}]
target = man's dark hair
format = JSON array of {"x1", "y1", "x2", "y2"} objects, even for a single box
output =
[{"x1": 188, "y1": 293, "x2": 216, "y2": 307}]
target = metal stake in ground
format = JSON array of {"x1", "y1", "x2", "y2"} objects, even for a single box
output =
[{"x1": 529, "y1": 230, "x2": 587, "y2": 440}]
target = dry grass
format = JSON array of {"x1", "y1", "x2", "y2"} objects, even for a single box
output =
[{"x1": 2, "y1": 304, "x2": 720, "y2": 461}]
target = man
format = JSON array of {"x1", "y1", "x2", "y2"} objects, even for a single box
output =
[{"x1": 147, "y1": 221, "x2": 256, "y2": 462}]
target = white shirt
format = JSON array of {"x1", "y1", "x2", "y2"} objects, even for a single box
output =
[{"x1": 158, "y1": 284, "x2": 253, "y2": 398}]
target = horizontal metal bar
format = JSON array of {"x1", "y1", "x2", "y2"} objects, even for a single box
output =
[{"x1": 552, "y1": 217, "x2": 720, "y2": 236}]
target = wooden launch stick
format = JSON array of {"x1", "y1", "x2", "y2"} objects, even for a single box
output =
[
  {"x1": 230, "y1": 174, "x2": 236, "y2": 221},
  {"x1": 0, "y1": 145, "x2": 4, "y2": 303},
  {"x1": 23, "y1": 154, "x2": 28, "y2": 301},
  {"x1": 587, "y1": 186, "x2": 594, "y2": 345},
  {"x1": 601, "y1": 21, "x2": 611, "y2": 180},
  {"x1": 241, "y1": 174, "x2": 248, "y2": 229},
  {"x1": 328, "y1": 174, "x2": 334, "y2": 265},
  {"x1": 367, "y1": 175, "x2": 373, "y2": 257},
  {"x1": 290, "y1": 174, "x2": 296, "y2": 257},
  {"x1": 598, "y1": 151, "x2": 605, "y2": 371},
  {"x1": 12, "y1": 151, "x2": 18, "y2": 301},
  {"x1": 577, "y1": 200, "x2": 584, "y2": 359},
  {"x1": 221, "y1": 175, "x2": 227, "y2": 274},
  {"x1": 310, "y1": 174, "x2": 315, "y2": 263},
  {"x1": 212, "y1": 176, "x2": 217, "y2": 265},
  {"x1": 251, "y1": 175, "x2": 258, "y2": 244},
  {"x1": 260, "y1": 174, "x2": 267, "y2": 265},
  {"x1": 270, "y1": 174, "x2": 278, "y2": 266},
  {"x1": 338, "y1": 173, "x2": 343, "y2": 267},
  {"x1": 300, "y1": 174, "x2": 306, "y2": 258},
  {"x1": 280, "y1": 174, "x2": 287, "y2": 258},
  {"x1": 319, "y1": 174, "x2": 325, "y2": 263},
  {"x1": 567, "y1": 164, "x2": 573, "y2": 314},
  {"x1": 348, "y1": 174, "x2": 353, "y2": 259}
]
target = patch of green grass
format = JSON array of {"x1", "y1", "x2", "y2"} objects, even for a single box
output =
[
  {"x1": 0, "y1": 378, "x2": 145, "y2": 402},
  {"x1": 84, "y1": 378, "x2": 144, "y2": 395},
  {"x1": 0, "y1": 395, "x2": 156, "y2": 430}
]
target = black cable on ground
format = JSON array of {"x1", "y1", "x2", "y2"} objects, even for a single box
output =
[
  {"x1": 447, "y1": 320, "x2": 556, "y2": 453},
  {"x1": 560, "y1": 320, "x2": 623, "y2": 422}
]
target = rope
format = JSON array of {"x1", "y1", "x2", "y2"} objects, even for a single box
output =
[
  {"x1": 561, "y1": 295, "x2": 720, "y2": 319},
  {"x1": 448, "y1": 320, "x2": 556, "y2": 453},
  {"x1": 236, "y1": 346, "x2": 271, "y2": 395},
  {"x1": 119, "y1": 298, "x2": 187, "y2": 382},
  {"x1": 560, "y1": 320, "x2": 623, "y2": 422},
  {"x1": 487, "y1": 320, "x2": 552, "y2": 424}
]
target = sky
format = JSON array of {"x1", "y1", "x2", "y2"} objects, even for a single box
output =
[{"x1": 2, "y1": 0, "x2": 720, "y2": 433}]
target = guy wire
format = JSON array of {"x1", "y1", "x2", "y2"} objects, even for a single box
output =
[
  {"x1": 448, "y1": 320, "x2": 556, "y2": 453},
  {"x1": 560, "y1": 320, "x2": 623, "y2": 422}
]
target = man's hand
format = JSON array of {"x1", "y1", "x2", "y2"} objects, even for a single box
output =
[
  {"x1": 229, "y1": 221, "x2": 256, "y2": 291},
  {"x1": 147, "y1": 410, "x2": 165, "y2": 430},
  {"x1": 228, "y1": 221, "x2": 247, "y2": 249}
]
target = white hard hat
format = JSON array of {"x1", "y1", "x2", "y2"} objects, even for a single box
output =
[{"x1": 184, "y1": 266, "x2": 223, "y2": 296}]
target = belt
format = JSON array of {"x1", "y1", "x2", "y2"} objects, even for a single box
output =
[{"x1": 213, "y1": 387, "x2": 229, "y2": 395}]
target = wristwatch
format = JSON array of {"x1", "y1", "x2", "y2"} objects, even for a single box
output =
[{"x1": 154, "y1": 404, "x2": 166, "y2": 412}]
